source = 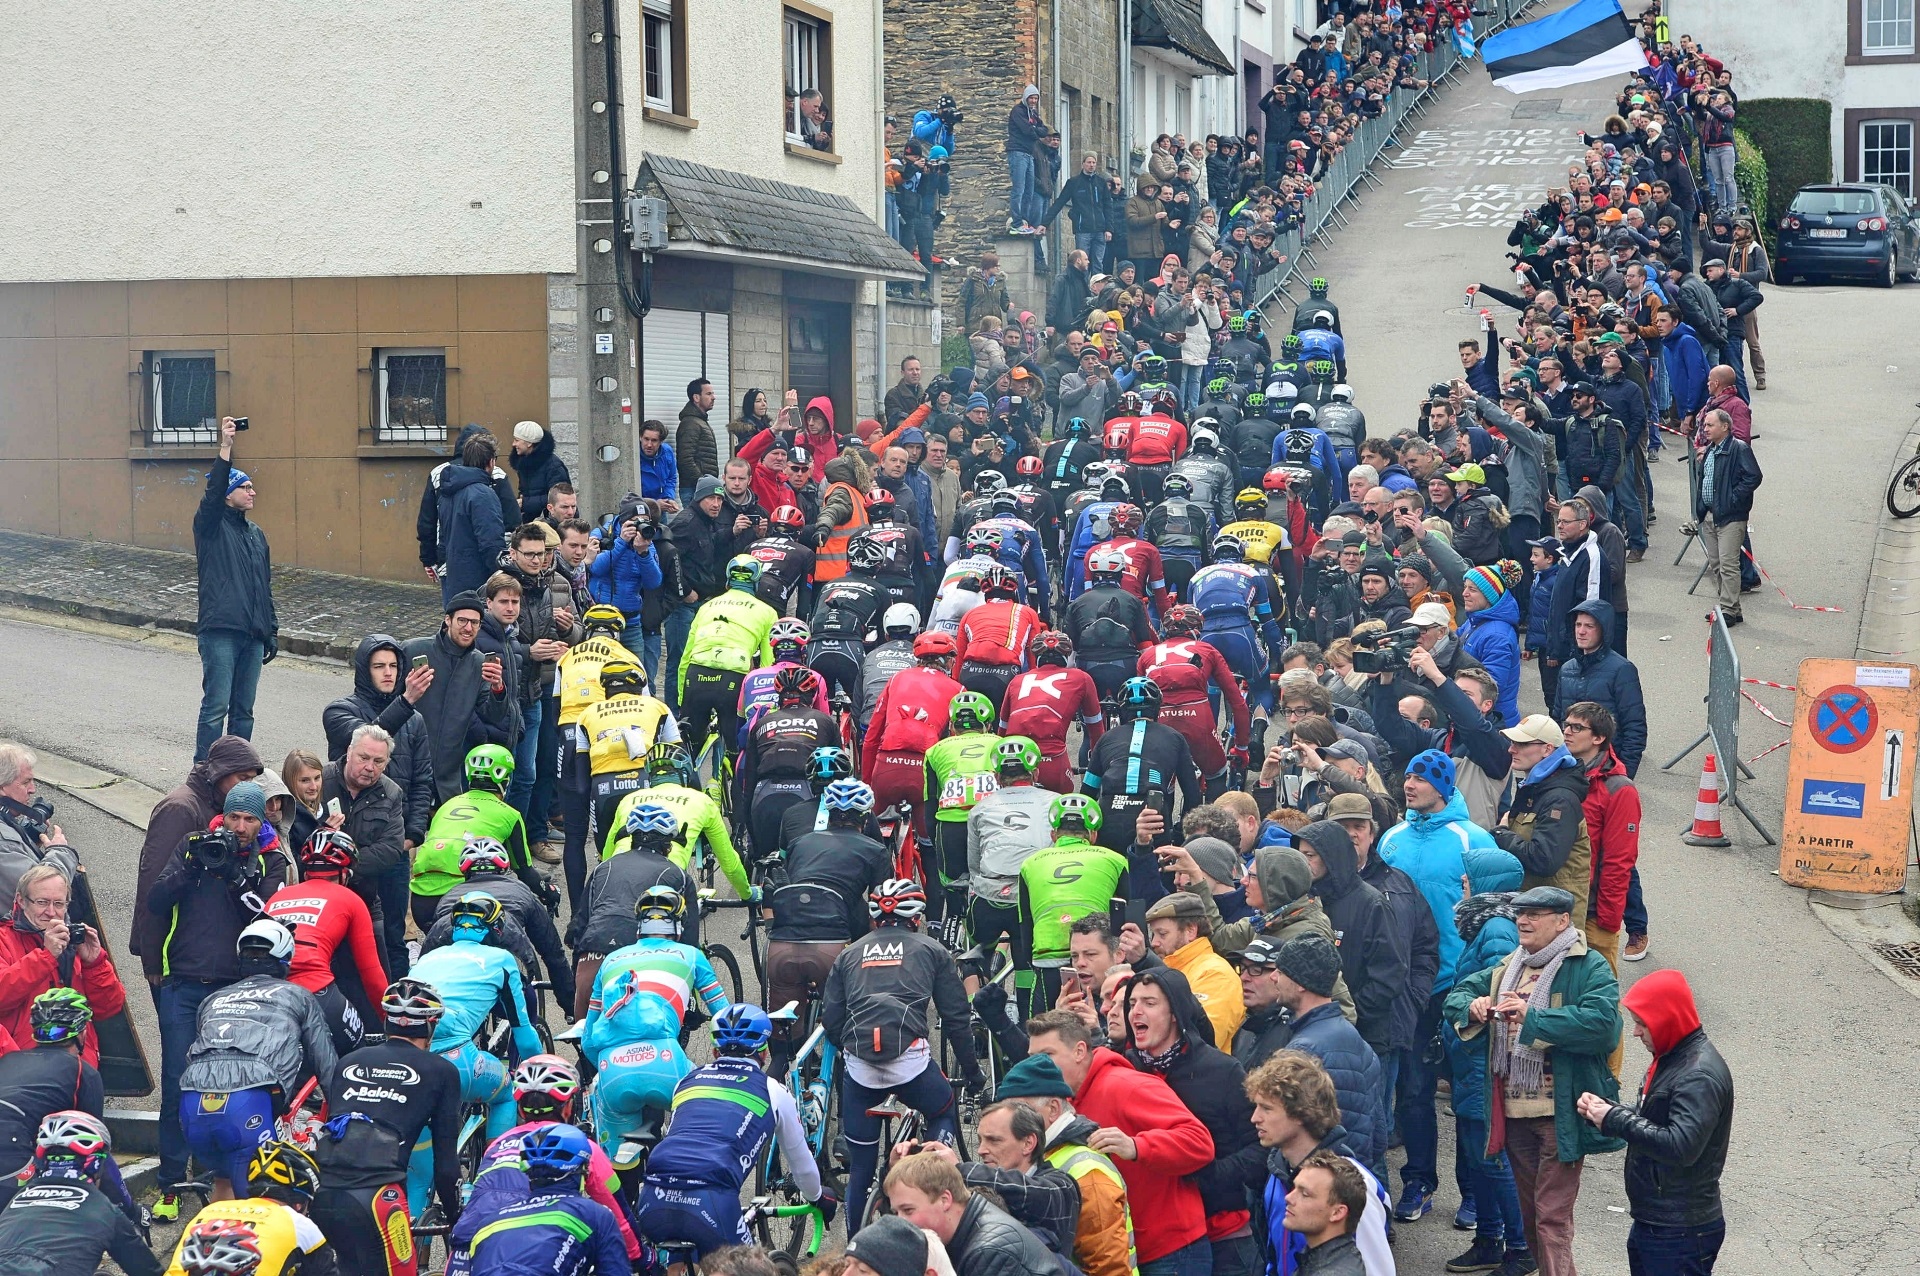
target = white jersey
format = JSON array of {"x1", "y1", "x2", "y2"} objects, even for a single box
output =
[{"x1": 930, "y1": 554, "x2": 997, "y2": 634}]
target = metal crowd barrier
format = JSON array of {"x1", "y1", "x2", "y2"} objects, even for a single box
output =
[{"x1": 1251, "y1": 0, "x2": 1541, "y2": 317}]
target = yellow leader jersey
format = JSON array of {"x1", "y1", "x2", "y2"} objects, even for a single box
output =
[
  {"x1": 1217, "y1": 518, "x2": 1291, "y2": 566},
  {"x1": 167, "y1": 1198, "x2": 329, "y2": 1275}
]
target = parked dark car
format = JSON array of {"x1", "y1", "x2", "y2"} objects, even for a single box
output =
[{"x1": 1775, "y1": 183, "x2": 1920, "y2": 287}]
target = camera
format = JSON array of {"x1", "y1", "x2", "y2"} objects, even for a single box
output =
[
  {"x1": 184, "y1": 828, "x2": 243, "y2": 876},
  {"x1": 1350, "y1": 624, "x2": 1423, "y2": 675},
  {"x1": 936, "y1": 94, "x2": 963, "y2": 126},
  {"x1": 1280, "y1": 747, "x2": 1303, "y2": 767},
  {"x1": 13, "y1": 797, "x2": 54, "y2": 842}
]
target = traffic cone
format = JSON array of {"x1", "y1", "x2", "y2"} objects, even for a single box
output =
[{"x1": 1682, "y1": 753, "x2": 1733, "y2": 847}]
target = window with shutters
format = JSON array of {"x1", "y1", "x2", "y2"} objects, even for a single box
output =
[
  {"x1": 644, "y1": 0, "x2": 690, "y2": 117},
  {"x1": 643, "y1": 309, "x2": 731, "y2": 460},
  {"x1": 785, "y1": 6, "x2": 834, "y2": 151},
  {"x1": 145, "y1": 351, "x2": 219, "y2": 444}
]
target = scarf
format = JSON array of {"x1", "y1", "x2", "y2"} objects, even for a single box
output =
[
  {"x1": 1490, "y1": 923, "x2": 1581, "y2": 1093},
  {"x1": 1128, "y1": 1036, "x2": 1187, "y2": 1075}
]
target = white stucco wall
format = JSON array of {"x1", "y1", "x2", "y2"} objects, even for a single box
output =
[
  {"x1": 0, "y1": 1, "x2": 577, "y2": 283},
  {"x1": 633, "y1": 0, "x2": 881, "y2": 219}
]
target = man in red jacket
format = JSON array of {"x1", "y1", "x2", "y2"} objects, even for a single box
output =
[
  {"x1": 0, "y1": 864, "x2": 127, "y2": 1067},
  {"x1": 1026, "y1": 1009, "x2": 1215, "y2": 1276},
  {"x1": 1564, "y1": 700, "x2": 1637, "y2": 1079}
]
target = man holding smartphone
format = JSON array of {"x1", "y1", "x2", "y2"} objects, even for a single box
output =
[{"x1": 191, "y1": 415, "x2": 278, "y2": 761}]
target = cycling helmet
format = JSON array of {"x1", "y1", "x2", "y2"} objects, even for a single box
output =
[
  {"x1": 1117, "y1": 677, "x2": 1164, "y2": 721},
  {"x1": 974, "y1": 471, "x2": 1008, "y2": 497},
  {"x1": 989, "y1": 492, "x2": 1019, "y2": 517},
  {"x1": 1212, "y1": 533, "x2": 1248, "y2": 562},
  {"x1": 965, "y1": 525, "x2": 1006, "y2": 558},
  {"x1": 1266, "y1": 380, "x2": 1299, "y2": 401},
  {"x1": 823, "y1": 779, "x2": 876, "y2": 815},
  {"x1": 882, "y1": 602, "x2": 922, "y2": 638},
  {"x1": 459, "y1": 836, "x2": 514, "y2": 879},
  {"x1": 449, "y1": 891, "x2": 504, "y2": 935},
  {"x1": 1280, "y1": 334, "x2": 1302, "y2": 355},
  {"x1": 33, "y1": 1110, "x2": 109, "y2": 1178},
  {"x1": 914, "y1": 630, "x2": 958, "y2": 663},
  {"x1": 1064, "y1": 416, "x2": 1091, "y2": 439},
  {"x1": 1098, "y1": 472, "x2": 1131, "y2": 500},
  {"x1": 1233, "y1": 489, "x2": 1268, "y2": 516},
  {"x1": 1087, "y1": 546, "x2": 1127, "y2": 580},
  {"x1": 846, "y1": 532, "x2": 887, "y2": 573},
  {"x1": 1029, "y1": 629, "x2": 1073, "y2": 666},
  {"x1": 1111, "y1": 503, "x2": 1143, "y2": 536},
  {"x1": 646, "y1": 741, "x2": 694, "y2": 784},
  {"x1": 1116, "y1": 391, "x2": 1144, "y2": 418},
  {"x1": 248, "y1": 1141, "x2": 321, "y2": 1205},
  {"x1": 1310, "y1": 313, "x2": 1333, "y2": 330},
  {"x1": 1264, "y1": 466, "x2": 1299, "y2": 493},
  {"x1": 726, "y1": 554, "x2": 763, "y2": 589},
  {"x1": 1162, "y1": 603, "x2": 1204, "y2": 637},
  {"x1": 176, "y1": 1220, "x2": 263, "y2": 1275},
  {"x1": 1205, "y1": 375, "x2": 1232, "y2": 398},
  {"x1": 1137, "y1": 354, "x2": 1168, "y2": 379},
  {"x1": 1103, "y1": 424, "x2": 1131, "y2": 455},
  {"x1": 981, "y1": 565, "x2": 1020, "y2": 600},
  {"x1": 581, "y1": 603, "x2": 626, "y2": 637},
  {"x1": 1307, "y1": 358, "x2": 1336, "y2": 379},
  {"x1": 950, "y1": 691, "x2": 996, "y2": 733},
  {"x1": 1150, "y1": 390, "x2": 1180, "y2": 418},
  {"x1": 381, "y1": 978, "x2": 447, "y2": 1029},
  {"x1": 995, "y1": 737, "x2": 1040, "y2": 776},
  {"x1": 1189, "y1": 424, "x2": 1221, "y2": 453},
  {"x1": 1227, "y1": 314, "x2": 1248, "y2": 333},
  {"x1": 1245, "y1": 391, "x2": 1268, "y2": 412},
  {"x1": 1161, "y1": 474, "x2": 1194, "y2": 502},
  {"x1": 30, "y1": 987, "x2": 92, "y2": 1046},
  {"x1": 770, "y1": 504, "x2": 806, "y2": 532},
  {"x1": 869, "y1": 878, "x2": 928, "y2": 924},
  {"x1": 635, "y1": 884, "x2": 687, "y2": 936},
  {"x1": 1015, "y1": 455, "x2": 1043, "y2": 476},
  {"x1": 1308, "y1": 277, "x2": 1329, "y2": 297},
  {"x1": 864, "y1": 488, "x2": 897, "y2": 515},
  {"x1": 1049, "y1": 793, "x2": 1105, "y2": 836},
  {"x1": 466, "y1": 742, "x2": 516, "y2": 791},
  {"x1": 298, "y1": 828, "x2": 357, "y2": 881},
  {"x1": 806, "y1": 746, "x2": 856, "y2": 789},
  {"x1": 513, "y1": 1054, "x2": 582, "y2": 1119},
  {"x1": 622, "y1": 804, "x2": 683, "y2": 856},
  {"x1": 1331, "y1": 383, "x2": 1355, "y2": 403},
  {"x1": 521, "y1": 1123, "x2": 595, "y2": 1184},
  {"x1": 773, "y1": 665, "x2": 822, "y2": 707},
  {"x1": 714, "y1": 1003, "x2": 775, "y2": 1056},
  {"x1": 236, "y1": 918, "x2": 294, "y2": 963},
  {"x1": 769, "y1": 617, "x2": 811, "y2": 662},
  {"x1": 1289, "y1": 402, "x2": 1317, "y2": 422}
]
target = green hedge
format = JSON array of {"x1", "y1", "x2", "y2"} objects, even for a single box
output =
[
  {"x1": 940, "y1": 332, "x2": 972, "y2": 373},
  {"x1": 1735, "y1": 98, "x2": 1832, "y2": 230},
  {"x1": 1733, "y1": 128, "x2": 1770, "y2": 233}
]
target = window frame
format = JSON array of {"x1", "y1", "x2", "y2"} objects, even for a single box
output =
[
  {"x1": 1866, "y1": 0, "x2": 1916, "y2": 52},
  {"x1": 643, "y1": 1, "x2": 674, "y2": 111},
  {"x1": 1850, "y1": 0, "x2": 1920, "y2": 61},
  {"x1": 145, "y1": 350, "x2": 220, "y2": 445},
  {"x1": 1862, "y1": 118, "x2": 1915, "y2": 198},
  {"x1": 375, "y1": 347, "x2": 450, "y2": 444},
  {"x1": 783, "y1": 4, "x2": 834, "y2": 151}
]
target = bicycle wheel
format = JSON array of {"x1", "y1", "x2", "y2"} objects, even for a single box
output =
[
  {"x1": 706, "y1": 941, "x2": 745, "y2": 1004},
  {"x1": 1890, "y1": 452, "x2": 1920, "y2": 518}
]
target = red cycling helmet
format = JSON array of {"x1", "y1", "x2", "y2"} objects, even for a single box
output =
[
  {"x1": 774, "y1": 665, "x2": 823, "y2": 706},
  {"x1": 1029, "y1": 629, "x2": 1073, "y2": 665},
  {"x1": 1162, "y1": 604, "x2": 1204, "y2": 637},
  {"x1": 981, "y1": 566, "x2": 1020, "y2": 600},
  {"x1": 1111, "y1": 503, "x2": 1143, "y2": 536},
  {"x1": 1015, "y1": 455, "x2": 1043, "y2": 476},
  {"x1": 1262, "y1": 466, "x2": 1296, "y2": 493},
  {"x1": 1104, "y1": 423, "x2": 1132, "y2": 453},
  {"x1": 914, "y1": 631, "x2": 958, "y2": 662},
  {"x1": 298, "y1": 830, "x2": 357, "y2": 881},
  {"x1": 770, "y1": 504, "x2": 805, "y2": 532},
  {"x1": 865, "y1": 488, "x2": 896, "y2": 513}
]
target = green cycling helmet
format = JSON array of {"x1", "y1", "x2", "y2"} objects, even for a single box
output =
[
  {"x1": 1049, "y1": 794, "x2": 1104, "y2": 836},
  {"x1": 726, "y1": 555, "x2": 762, "y2": 589},
  {"x1": 31, "y1": 988, "x2": 93, "y2": 1045},
  {"x1": 1205, "y1": 375, "x2": 1231, "y2": 398},
  {"x1": 995, "y1": 736, "x2": 1040, "y2": 776},
  {"x1": 949, "y1": 691, "x2": 996, "y2": 734},
  {"x1": 465, "y1": 744, "x2": 515, "y2": 791},
  {"x1": 1227, "y1": 314, "x2": 1248, "y2": 333},
  {"x1": 1245, "y1": 391, "x2": 1268, "y2": 410},
  {"x1": 1281, "y1": 333, "x2": 1302, "y2": 354},
  {"x1": 1308, "y1": 358, "x2": 1336, "y2": 379},
  {"x1": 1308, "y1": 277, "x2": 1329, "y2": 297}
]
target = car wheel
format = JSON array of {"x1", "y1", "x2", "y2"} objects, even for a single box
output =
[
  {"x1": 1879, "y1": 251, "x2": 1898, "y2": 288},
  {"x1": 1900, "y1": 251, "x2": 1920, "y2": 283}
]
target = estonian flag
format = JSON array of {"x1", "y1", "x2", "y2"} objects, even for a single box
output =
[{"x1": 1481, "y1": 0, "x2": 1645, "y2": 93}]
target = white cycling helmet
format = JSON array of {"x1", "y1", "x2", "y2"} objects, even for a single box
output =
[
  {"x1": 1331, "y1": 383, "x2": 1355, "y2": 403},
  {"x1": 882, "y1": 602, "x2": 922, "y2": 637},
  {"x1": 236, "y1": 918, "x2": 295, "y2": 962}
]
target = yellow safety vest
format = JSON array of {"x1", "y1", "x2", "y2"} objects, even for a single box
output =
[
  {"x1": 1045, "y1": 1142, "x2": 1139, "y2": 1276},
  {"x1": 557, "y1": 635, "x2": 641, "y2": 726}
]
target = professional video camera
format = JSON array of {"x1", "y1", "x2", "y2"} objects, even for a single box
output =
[
  {"x1": 1349, "y1": 624, "x2": 1424, "y2": 675},
  {"x1": 183, "y1": 827, "x2": 245, "y2": 877}
]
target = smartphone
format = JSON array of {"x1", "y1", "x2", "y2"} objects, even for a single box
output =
[
  {"x1": 325, "y1": 797, "x2": 343, "y2": 820},
  {"x1": 232, "y1": 417, "x2": 249, "y2": 431},
  {"x1": 411, "y1": 654, "x2": 430, "y2": 671}
]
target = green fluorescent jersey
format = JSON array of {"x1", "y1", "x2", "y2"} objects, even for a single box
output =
[
  {"x1": 924, "y1": 733, "x2": 1004, "y2": 823},
  {"x1": 413, "y1": 789, "x2": 529, "y2": 897},
  {"x1": 606, "y1": 782, "x2": 750, "y2": 901},
  {"x1": 679, "y1": 590, "x2": 777, "y2": 691},
  {"x1": 1019, "y1": 837, "x2": 1129, "y2": 962}
]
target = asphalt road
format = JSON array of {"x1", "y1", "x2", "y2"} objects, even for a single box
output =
[{"x1": 8, "y1": 55, "x2": 1920, "y2": 1276}]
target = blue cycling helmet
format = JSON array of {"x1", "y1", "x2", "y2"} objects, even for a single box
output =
[
  {"x1": 521, "y1": 1123, "x2": 594, "y2": 1183},
  {"x1": 1065, "y1": 416, "x2": 1090, "y2": 439},
  {"x1": 806, "y1": 747, "x2": 856, "y2": 791},
  {"x1": 622, "y1": 803, "x2": 682, "y2": 856},
  {"x1": 822, "y1": 779, "x2": 876, "y2": 815},
  {"x1": 713, "y1": 1003, "x2": 774, "y2": 1056}
]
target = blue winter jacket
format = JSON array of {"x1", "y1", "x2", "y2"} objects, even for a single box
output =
[
  {"x1": 637, "y1": 441, "x2": 679, "y2": 503},
  {"x1": 1441, "y1": 858, "x2": 1523, "y2": 1121},
  {"x1": 1552, "y1": 599, "x2": 1647, "y2": 776},
  {"x1": 1281, "y1": 1001, "x2": 1388, "y2": 1173},
  {"x1": 899, "y1": 428, "x2": 940, "y2": 549},
  {"x1": 441, "y1": 464, "x2": 509, "y2": 602},
  {"x1": 588, "y1": 536, "x2": 664, "y2": 619},
  {"x1": 1662, "y1": 323, "x2": 1710, "y2": 418},
  {"x1": 1456, "y1": 587, "x2": 1522, "y2": 727},
  {"x1": 1525, "y1": 563, "x2": 1560, "y2": 653},
  {"x1": 1377, "y1": 790, "x2": 1519, "y2": 991}
]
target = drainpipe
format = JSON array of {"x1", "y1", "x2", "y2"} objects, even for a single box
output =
[
  {"x1": 874, "y1": 0, "x2": 887, "y2": 416},
  {"x1": 1119, "y1": 0, "x2": 1132, "y2": 173}
]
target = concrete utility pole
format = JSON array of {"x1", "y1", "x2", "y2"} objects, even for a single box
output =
[{"x1": 574, "y1": 0, "x2": 638, "y2": 522}]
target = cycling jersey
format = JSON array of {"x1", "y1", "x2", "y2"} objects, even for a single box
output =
[
  {"x1": 1168, "y1": 452, "x2": 1239, "y2": 526},
  {"x1": 1191, "y1": 560, "x2": 1287, "y2": 647},
  {"x1": 413, "y1": 788, "x2": 532, "y2": 899},
  {"x1": 604, "y1": 783, "x2": 749, "y2": 901},
  {"x1": 769, "y1": 828, "x2": 893, "y2": 943},
  {"x1": 737, "y1": 662, "x2": 830, "y2": 742},
  {"x1": 0, "y1": 1169, "x2": 161, "y2": 1276},
  {"x1": 1002, "y1": 668, "x2": 1105, "y2": 790},
  {"x1": 862, "y1": 668, "x2": 964, "y2": 765},
  {"x1": 745, "y1": 535, "x2": 816, "y2": 606},
  {"x1": 778, "y1": 798, "x2": 885, "y2": 855},
  {"x1": 0, "y1": 1046, "x2": 102, "y2": 1174},
  {"x1": 1064, "y1": 501, "x2": 1123, "y2": 599},
  {"x1": 925, "y1": 733, "x2": 1003, "y2": 824},
  {"x1": 971, "y1": 516, "x2": 1052, "y2": 615},
  {"x1": 569, "y1": 850, "x2": 695, "y2": 957},
  {"x1": 1084, "y1": 536, "x2": 1171, "y2": 615},
  {"x1": 1216, "y1": 518, "x2": 1291, "y2": 566},
  {"x1": 1230, "y1": 418, "x2": 1285, "y2": 484},
  {"x1": 556, "y1": 635, "x2": 642, "y2": 727},
  {"x1": 942, "y1": 496, "x2": 997, "y2": 559},
  {"x1": 809, "y1": 574, "x2": 886, "y2": 642},
  {"x1": 858, "y1": 639, "x2": 919, "y2": 729},
  {"x1": 577, "y1": 692, "x2": 679, "y2": 776},
  {"x1": 410, "y1": 941, "x2": 542, "y2": 1062},
  {"x1": 954, "y1": 600, "x2": 1044, "y2": 668},
  {"x1": 679, "y1": 590, "x2": 777, "y2": 689},
  {"x1": 1082, "y1": 720, "x2": 1203, "y2": 854},
  {"x1": 1041, "y1": 438, "x2": 1101, "y2": 505},
  {"x1": 1125, "y1": 415, "x2": 1189, "y2": 466},
  {"x1": 1297, "y1": 327, "x2": 1346, "y2": 373},
  {"x1": 741, "y1": 707, "x2": 842, "y2": 790},
  {"x1": 1018, "y1": 838, "x2": 1130, "y2": 962},
  {"x1": 424, "y1": 875, "x2": 575, "y2": 1015},
  {"x1": 580, "y1": 939, "x2": 728, "y2": 1067},
  {"x1": 823, "y1": 927, "x2": 977, "y2": 1075},
  {"x1": 1063, "y1": 584, "x2": 1155, "y2": 665},
  {"x1": 321, "y1": 1039, "x2": 463, "y2": 1212},
  {"x1": 648, "y1": 1056, "x2": 822, "y2": 1201},
  {"x1": 465, "y1": 1123, "x2": 640, "y2": 1261},
  {"x1": 1271, "y1": 425, "x2": 1342, "y2": 519},
  {"x1": 452, "y1": 1186, "x2": 630, "y2": 1276},
  {"x1": 930, "y1": 559, "x2": 994, "y2": 636},
  {"x1": 166, "y1": 1198, "x2": 330, "y2": 1276},
  {"x1": 966, "y1": 784, "x2": 1059, "y2": 906},
  {"x1": 866, "y1": 521, "x2": 923, "y2": 580},
  {"x1": 1140, "y1": 638, "x2": 1251, "y2": 745},
  {"x1": 265, "y1": 879, "x2": 388, "y2": 1013},
  {"x1": 1292, "y1": 300, "x2": 1341, "y2": 334},
  {"x1": 179, "y1": 974, "x2": 338, "y2": 1100},
  {"x1": 1143, "y1": 497, "x2": 1215, "y2": 557}
]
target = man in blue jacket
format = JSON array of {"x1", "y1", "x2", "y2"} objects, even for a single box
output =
[
  {"x1": 192, "y1": 416, "x2": 278, "y2": 761},
  {"x1": 637, "y1": 420, "x2": 679, "y2": 506},
  {"x1": 1655, "y1": 309, "x2": 1710, "y2": 430},
  {"x1": 1259, "y1": 935, "x2": 1387, "y2": 1179},
  {"x1": 1552, "y1": 601, "x2": 1647, "y2": 777},
  {"x1": 439, "y1": 433, "x2": 510, "y2": 606}
]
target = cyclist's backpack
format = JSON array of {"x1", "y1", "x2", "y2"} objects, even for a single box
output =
[{"x1": 310, "y1": 1112, "x2": 408, "y2": 1185}]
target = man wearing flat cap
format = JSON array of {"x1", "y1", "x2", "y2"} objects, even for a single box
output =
[{"x1": 1444, "y1": 885, "x2": 1622, "y2": 1276}]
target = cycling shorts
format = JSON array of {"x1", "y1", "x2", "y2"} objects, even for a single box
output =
[
  {"x1": 313, "y1": 1183, "x2": 416, "y2": 1276},
  {"x1": 764, "y1": 941, "x2": 842, "y2": 1045},
  {"x1": 866, "y1": 750, "x2": 926, "y2": 839},
  {"x1": 589, "y1": 1038, "x2": 692, "y2": 1153},
  {"x1": 806, "y1": 640, "x2": 866, "y2": 702},
  {"x1": 635, "y1": 1179, "x2": 749, "y2": 1259},
  {"x1": 1204, "y1": 626, "x2": 1274, "y2": 711},
  {"x1": 1161, "y1": 699, "x2": 1228, "y2": 777},
  {"x1": 441, "y1": 1040, "x2": 512, "y2": 1114},
  {"x1": 749, "y1": 778, "x2": 811, "y2": 863},
  {"x1": 181, "y1": 1086, "x2": 278, "y2": 1190},
  {"x1": 957, "y1": 661, "x2": 1018, "y2": 711}
]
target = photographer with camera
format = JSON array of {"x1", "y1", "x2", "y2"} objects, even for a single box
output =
[
  {"x1": 0, "y1": 866, "x2": 125, "y2": 1070},
  {"x1": 0, "y1": 744, "x2": 80, "y2": 906},
  {"x1": 144, "y1": 778, "x2": 290, "y2": 1217},
  {"x1": 1369, "y1": 645, "x2": 1512, "y2": 833}
]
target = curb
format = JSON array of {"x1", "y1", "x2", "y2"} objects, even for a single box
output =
[
  {"x1": 0, "y1": 586, "x2": 360, "y2": 662},
  {"x1": 119, "y1": 1157, "x2": 163, "y2": 1197},
  {"x1": 32, "y1": 752, "x2": 162, "y2": 832}
]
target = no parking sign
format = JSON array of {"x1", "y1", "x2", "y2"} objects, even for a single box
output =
[{"x1": 1781, "y1": 658, "x2": 1920, "y2": 892}]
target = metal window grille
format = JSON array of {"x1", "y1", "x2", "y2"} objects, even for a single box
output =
[
  {"x1": 378, "y1": 350, "x2": 448, "y2": 442},
  {"x1": 148, "y1": 353, "x2": 218, "y2": 444}
]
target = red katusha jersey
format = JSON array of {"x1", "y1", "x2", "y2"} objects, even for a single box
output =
[
  {"x1": 1125, "y1": 414, "x2": 1189, "y2": 466},
  {"x1": 1089, "y1": 536, "x2": 1171, "y2": 614},
  {"x1": 1139, "y1": 637, "x2": 1251, "y2": 740},
  {"x1": 955, "y1": 600, "x2": 1045, "y2": 667},
  {"x1": 1003, "y1": 666, "x2": 1106, "y2": 749}
]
